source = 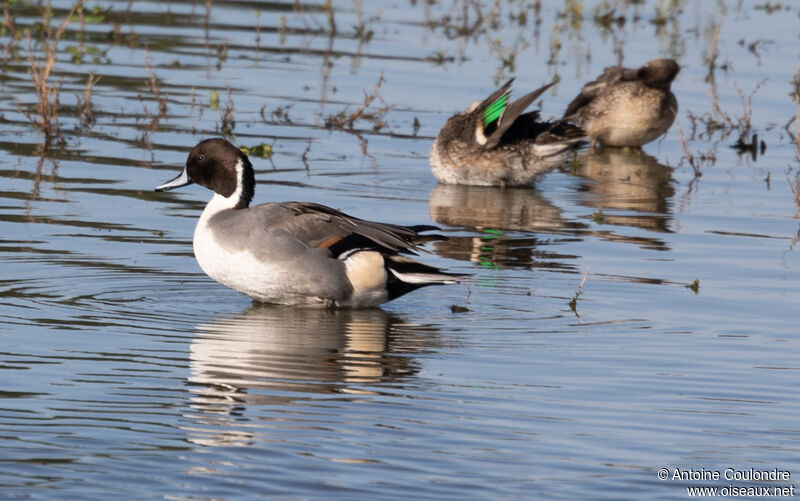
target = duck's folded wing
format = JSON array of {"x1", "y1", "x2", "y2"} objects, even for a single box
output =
[
  {"x1": 562, "y1": 65, "x2": 633, "y2": 120},
  {"x1": 264, "y1": 201, "x2": 441, "y2": 257}
]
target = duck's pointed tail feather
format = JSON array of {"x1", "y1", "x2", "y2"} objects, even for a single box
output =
[{"x1": 385, "y1": 255, "x2": 464, "y2": 300}]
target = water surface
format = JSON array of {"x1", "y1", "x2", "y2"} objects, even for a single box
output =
[{"x1": 1, "y1": 1, "x2": 799, "y2": 499}]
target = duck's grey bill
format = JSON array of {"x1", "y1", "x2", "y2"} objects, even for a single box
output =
[{"x1": 155, "y1": 169, "x2": 193, "y2": 192}]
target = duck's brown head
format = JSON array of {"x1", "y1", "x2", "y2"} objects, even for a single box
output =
[{"x1": 638, "y1": 58, "x2": 680, "y2": 89}]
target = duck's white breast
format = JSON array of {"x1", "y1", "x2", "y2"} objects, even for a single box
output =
[
  {"x1": 191, "y1": 195, "x2": 329, "y2": 306},
  {"x1": 193, "y1": 218, "x2": 284, "y2": 302}
]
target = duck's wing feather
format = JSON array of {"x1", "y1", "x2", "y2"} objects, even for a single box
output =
[
  {"x1": 482, "y1": 82, "x2": 555, "y2": 150},
  {"x1": 457, "y1": 78, "x2": 514, "y2": 144},
  {"x1": 562, "y1": 65, "x2": 637, "y2": 120},
  {"x1": 263, "y1": 201, "x2": 441, "y2": 257},
  {"x1": 498, "y1": 110, "x2": 585, "y2": 147}
]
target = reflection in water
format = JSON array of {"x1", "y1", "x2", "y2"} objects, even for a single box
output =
[
  {"x1": 573, "y1": 148, "x2": 675, "y2": 234},
  {"x1": 429, "y1": 184, "x2": 568, "y2": 232},
  {"x1": 185, "y1": 306, "x2": 433, "y2": 446},
  {"x1": 427, "y1": 149, "x2": 677, "y2": 268},
  {"x1": 428, "y1": 185, "x2": 581, "y2": 269}
]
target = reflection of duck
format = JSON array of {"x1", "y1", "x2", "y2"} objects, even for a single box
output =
[
  {"x1": 428, "y1": 184, "x2": 567, "y2": 232},
  {"x1": 427, "y1": 184, "x2": 579, "y2": 269},
  {"x1": 572, "y1": 148, "x2": 674, "y2": 234},
  {"x1": 185, "y1": 305, "x2": 435, "y2": 446}
]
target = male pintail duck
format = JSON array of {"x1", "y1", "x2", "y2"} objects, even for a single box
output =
[
  {"x1": 155, "y1": 138, "x2": 460, "y2": 308},
  {"x1": 430, "y1": 79, "x2": 585, "y2": 187},
  {"x1": 562, "y1": 58, "x2": 679, "y2": 148}
]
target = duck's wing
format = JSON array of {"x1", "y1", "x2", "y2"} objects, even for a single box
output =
[
  {"x1": 562, "y1": 65, "x2": 636, "y2": 120},
  {"x1": 479, "y1": 81, "x2": 555, "y2": 150},
  {"x1": 453, "y1": 78, "x2": 513, "y2": 144},
  {"x1": 499, "y1": 110, "x2": 586, "y2": 147},
  {"x1": 264, "y1": 201, "x2": 441, "y2": 257},
  {"x1": 261, "y1": 202, "x2": 462, "y2": 303}
]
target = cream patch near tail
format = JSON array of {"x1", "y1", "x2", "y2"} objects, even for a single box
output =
[{"x1": 343, "y1": 250, "x2": 389, "y2": 307}]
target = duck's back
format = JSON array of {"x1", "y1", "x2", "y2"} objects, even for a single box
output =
[
  {"x1": 578, "y1": 81, "x2": 677, "y2": 147},
  {"x1": 563, "y1": 59, "x2": 679, "y2": 147}
]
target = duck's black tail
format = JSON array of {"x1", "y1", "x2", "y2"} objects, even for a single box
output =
[{"x1": 384, "y1": 255, "x2": 463, "y2": 300}]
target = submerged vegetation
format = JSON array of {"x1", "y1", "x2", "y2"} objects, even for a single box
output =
[
  {"x1": 1, "y1": 0, "x2": 799, "y2": 248},
  {"x1": 323, "y1": 73, "x2": 390, "y2": 132},
  {"x1": 18, "y1": 1, "x2": 81, "y2": 145},
  {"x1": 2, "y1": 0, "x2": 796, "y2": 173}
]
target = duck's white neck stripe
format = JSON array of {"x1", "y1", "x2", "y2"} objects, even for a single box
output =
[{"x1": 200, "y1": 158, "x2": 246, "y2": 218}]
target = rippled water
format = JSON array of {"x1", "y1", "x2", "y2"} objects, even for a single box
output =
[{"x1": 2, "y1": 1, "x2": 799, "y2": 499}]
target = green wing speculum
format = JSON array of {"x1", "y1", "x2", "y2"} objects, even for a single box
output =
[{"x1": 483, "y1": 93, "x2": 509, "y2": 128}]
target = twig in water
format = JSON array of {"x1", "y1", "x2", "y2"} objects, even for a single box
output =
[
  {"x1": 219, "y1": 86, "x2": 235, "y2": 139},
  {"x1": 254, "y1": 10, "x2": 261, "y2": 64},
  {"x1": 732, "y1": 76, "x2": 767, "y2": 138},
  {"x1": 677, "y1": 118, "x2": 702, "y2": 179},
  {"x1": 137, "y1": 50, "x2": 169, "y2": 149},
  {"x1": 789, "y1": 67, "x2": 800, "y2": 158},
  {"x1": 324, "y1": 0, "x2": 336, "y2": 35},
  {"x1": 786, "y1": 169, "x2": 800, "y2": 219},
  {"x1": 145, "y1": 53, "x2": 168, "y2": 116},
  {"x1": 568, "y1": 265, "x2": 590, "y2": 313},
  {"x1": 25, "y1": 143, "x2": 60, "y2": 219},
  {"x1": 75, "y1": 71, "x2": 100, "y2": 129},
  {"x1": 323, "y1": 73, "x2": 391, "y2": 131},
  {"x1": 301, "y1": 139, "x2": 312, "y2": 173},
  {"x1": 261, "y1": 103, "x2": 293, "y2": 125},
  {"x1": 20, "y1": 1, "x2": 82, "y2": 143}
]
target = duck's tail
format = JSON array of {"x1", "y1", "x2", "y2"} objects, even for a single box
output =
[
  {"x1": 384, "y1": 255, "x2": 463, "y2": 300},
  {"x1": 338, "y1": 249, "x2": 464, "y2": 308},
  {"x1": 533, "y1": 121, "x2": 587, "y2": 157}
]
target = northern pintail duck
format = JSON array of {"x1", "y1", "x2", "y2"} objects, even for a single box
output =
[
  {"x1": 155, "y1": 138, "x2": 460, "y2": 308},
  {"x1": 562, "y1": 58, "x2": 679, "y2": 148},
  {"x1": 430, "y1": 79, "x2": 585, "y2": 187}
]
